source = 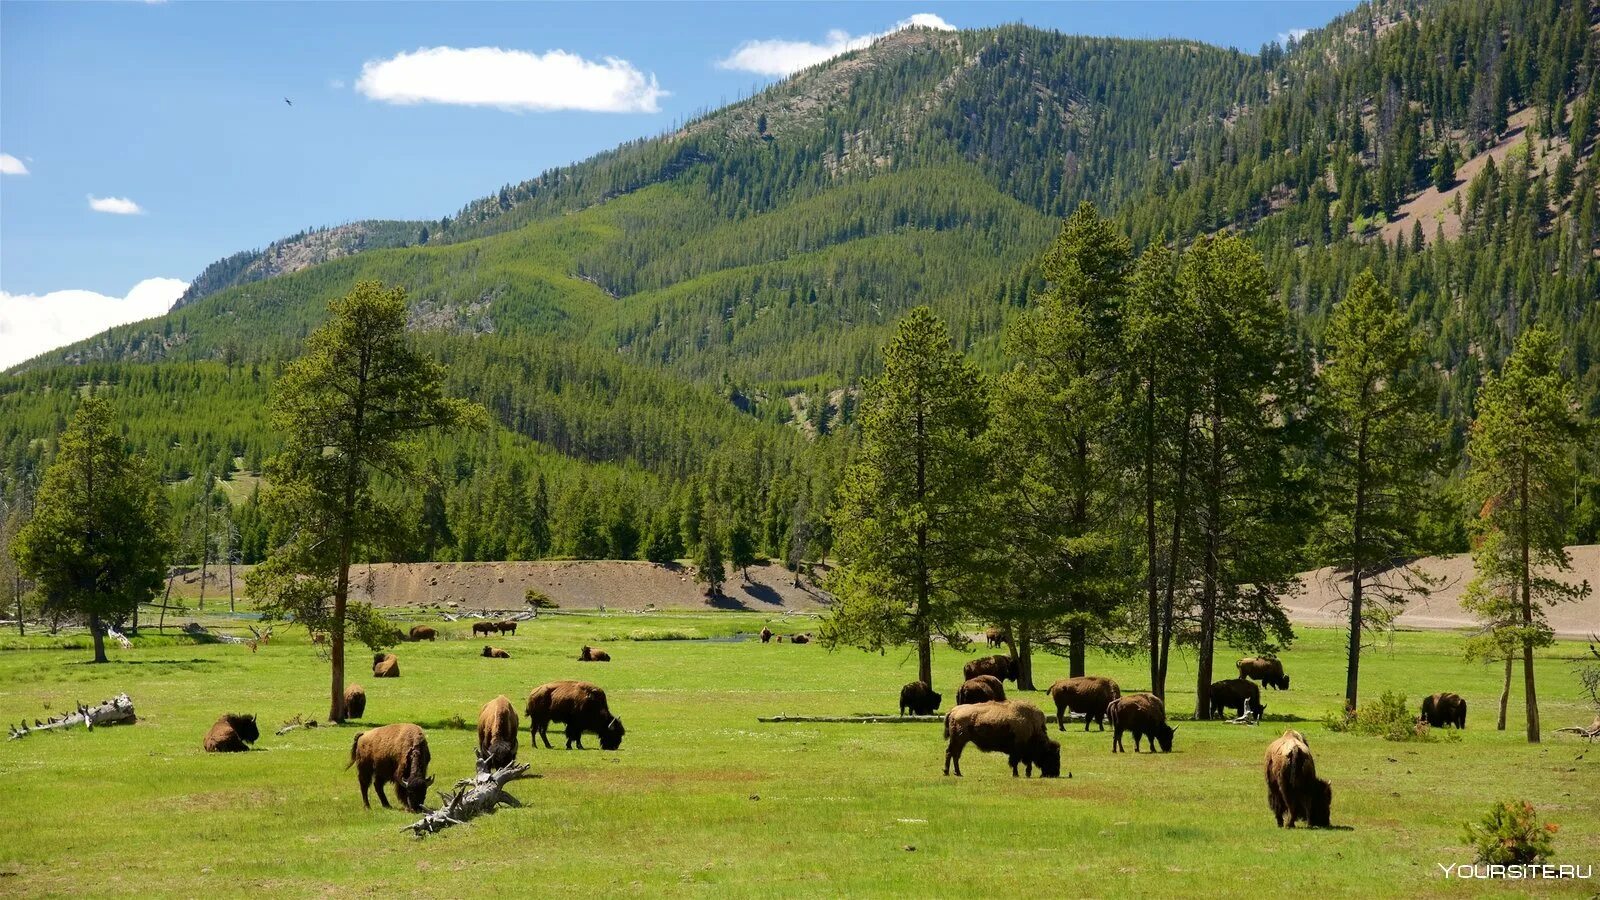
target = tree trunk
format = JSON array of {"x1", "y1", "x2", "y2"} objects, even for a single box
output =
[
  {"x1": 1068, "y1": 623, "x2": 1086, "y2": 679},
  {"x1": 916, "y1": 634, "x2": 933, "y2": 691},
  {"x1": 1144, "y1": 372, "x2": 1160, "y2": 698},
  {"x1": 14, "y1": 575, "x2": 23, "y2": 636},
  {"x1": 89, "y1": 611, "x2": 107, "y2": 664},
  {"x1": 1016, "y1": 621, "x2": 1035, "y2": 691},
  {"x1": 1498, "y1": 653, "x2": 1512, "y2": 730},
  {"x1": 913, "y1": 392, "x2": 932, "y2": 689},
  {"x1": 1195, "y1": 407, "x2": 1223, "y2": 720},
  {"x1": 1157, "y1": 408, "x2": 1193, "y2": 701},
  {"x1": 1345, "y1": 439, "x2": 1368, "y2": 713},
  {"x1": 1519, "y1": 457, "x2": 1540, "y2": 743}
]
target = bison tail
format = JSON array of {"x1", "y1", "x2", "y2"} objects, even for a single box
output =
[
  {"x1": 346, "y1": 732, "x2": 364, "y2": 769},
  {"x1": 942, "y1": 713, "x2": 951, "y2": 739}
]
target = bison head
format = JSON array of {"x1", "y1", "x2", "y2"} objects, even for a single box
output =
[
  {"x1": 1307, "y1": 778, "x2": 1333, "y2": 827},
  {"x1": 1153, "y1": 723, "x2": 1176, "y2": 752},
  {"x1": 232, "y1": 714, "x2": 260, "y2": 744},
  {"x1": 599, "y1": 716, "x2": 625, "y2": 751},
  {"x1": 928, "y1": 691, "x2": 942, "y2": 711},
  {"x1": 480, "y1": 739, "x2": 516, "y2": 772},
  {"x1": 401, "y1": 773, "x2": 435, "y2": 813},
  {"x1": 482, "y1": 645, "x2": 493, "y2": 657},
  {"x1": 1033, "y1": 738, "x2": 1062, "y2": 778},
  {"x1": 1274, "y1": 674, "x2": 1291, "y2": 690}
]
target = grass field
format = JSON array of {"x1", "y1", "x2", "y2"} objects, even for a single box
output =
[{"x1": 0, "y1": 613, "x2": 1596, "y2": 897}]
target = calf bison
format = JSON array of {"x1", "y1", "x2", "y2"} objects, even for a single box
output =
[
  {"x1": 1265, "y1": 729, "x2": 1332, "y2": 828},
  {"x1": 1210, "y1": 677, "x2": 1265, "y2": 720},
  {"x1": 482, "y1": 645, "x2": 511, "y2": 659},
  {"x1": 477, "y1": 695, "x2": 519, "y2": 770},
  {"x1": 1419, "y1": 692, "x2": 1467, "y2": 729},
  {"x1": 963, "y1": 655, "x2": 1017, "y2": 683},
  {"x1": 1236, "y1": 657, "x2": 1290, "y2": 690},
  {"x1": 760, "y1": 626, "x2": 773, "y2": 644},
  {"x1": 344, "y1": 683, "x2": 367, "y2": 720},
  {"x1": 348, "y1": 723, "x2": 433, "y2": 811},
  {"x1": 899, "y1": 681, "x2": 943, "y2": 715},
  {"x1": 472, "y1": 621, "x2": 497, "y2": 637},
  {"x1": 956, "y1": 674, "x2": 1007, "y2": 705},
  {"x1": 1048, "y1": 676, "x2": 1122, "y2": 732},
  {"x1": 409, "y1": 625, "x2": 436, "y2": 642},
  {"x1": 202, "y1": 713, "x2": 258, "y2": 752},
  {"x1": 579, "y1": 645, "x2": 611, "y2": 662},
  {"x1": 1107, "y1": 693, "x2": 1175, "y2": 753},
  {"x1": 943, "y1": 700, "x2": 1061, "y2": 778},
  {"x1": 791, "y1": 634, "x2": 810, "y2": 644},
  {"x1": 525, "y1": 680, "x2": 625, "y2": 750},
  {"x1": 372, "y1": 653, "x2": 400, "y2": 678}
]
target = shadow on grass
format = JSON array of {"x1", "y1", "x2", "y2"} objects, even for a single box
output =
[
  {"x1": 80, "y1": 658, "x2": 219, "y2": 666},
  {"x1": 415, "y1": 716, "x2": 474, "y2": 731}
]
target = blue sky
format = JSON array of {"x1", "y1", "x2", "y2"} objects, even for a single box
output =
[{"x1": 0, "y1": 1, "x2": 1358, "y2": 366}]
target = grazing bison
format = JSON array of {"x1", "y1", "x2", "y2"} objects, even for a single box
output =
[
  {"x1": 348, "y1": 723, "x2": 433, "y2": 811},
  {"x1": 579, "y1": 645, "x2": 611, "y2": 662},
  {"x1": 477, "y1": 695, "x2": 519, "y2": 770},
  {"x1": 984, "y1": 626, "x2": 1009, "y2": 649},
  {"x1": 963, "y1": 655, "x2": 1017, "y2": 683},
  {"x1": 1210, "y1": 678, "x2": 1265, "y2": 720},
  {"x1": 525, "y1": 680, "x2": 625, "y2": 750},
  {"x1": 791, "y1": 634, "x2": 810, "y2": 644},
  {"x1": 1419, "y1": 692, "x2": 1467, "y2": 729},
  {"x1": 409, "y1": 625, "x2": 436, "y2": 642},
  {"x1": 1107, "y1": 693, "x2": 1175, "y2": 753},
  {"x1": 496, "y1": 621, "x2": 518, "y2": 635},
  {"x1": 472, "y1": 621, "x2": 497, "y2": 637},
  {"x1": 1236, "y1": 657, "x2": 1290, "y2": 690},
  {"x1": 203, "y1": 713, "x2": 258, "y2": 753},
  {"x1": 482, "y1": 645, "x2": 511, "y2": 659},
  {"x1": 760, "y1": 626, "x2": 773, "y2": 644},
  {"x1": 344, "y1": 683, "x2": 367, "y2": 720},
  {"x1": 956, "y1": 674, "x2": 1007, "y2": 705},
  {"x1": 943, "y1": 700, "x2": 1061, "y2": 778},
  {"x1": 372, "y1": 653, "x2": 400, "y2": 678},
  {"x1": 1048, "y1": 676, "x2": 1122, "y2": 732},
  {"x1": 899, "y1": 681, "x2": 943, "y2": 716},
  {"x1": 1265, "y1": 729, "x2": 1332, "y2": 828}
]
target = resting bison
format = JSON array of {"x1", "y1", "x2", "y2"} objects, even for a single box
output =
[
  {"x1": 409, "y1": 625, "x2": 436, "y2": 642},
  {"x1": 1237, "y1": 657, "x2": 1290, "y2": 690},
  {"x1": 943, "y1": 700, "x2": 1061, "y2": 778},
  {"x1": 482, "y1": 645, "x2": 511, "y2": 659},
  {"x1": 1265, "y1": 729, "x2": 1332, "y2": 828},
  {"x1": 963, "y1": 655, "x2": 1017, "y2": 683},
  {"x1": 1210, "y1": 677, "x2": 1265, "y2": 720},
  {"x1": 1107, "y1": 693, "x2": 1175, "y2": 753},
  {"x1": 956, "y1": 674, "x2": 1007, "y2": 705},
  {"x1": 899, "y1": 681, "x2": 942, "y2": 715},
  {"x1": 1048, "y1": 676, "x2": 1122, "y2": 732},
  {"x1": 477, "y1": 695, "x2": 519, "y2": 770},
  {"x1": 203, "y1": 713, "x2": 258, "y2": 752},
  {"x1": 791, "y1": 634, "x2": 811, "y2": 644},
  {"x1": 344, "y1": 683, "x2": 367, "y2": 720},
  {"x1": 372, "y1": 653, "x2": 400, "y2": 678},
  {"x1": 472, "y1": 621, "x2": 497, "y2": 637},
  {"x1": 1420, "y1": 692, "x2": 1467, "y2": 729},
  {"x1": 579, "y1": 645, "x2": 611, "y2": 662},
  {"x1": 348, "y1": 723, "x2": 433, "y2": 811},
  {"x1": 984, "y1": 626, "x2": 1008, "y2": 649},
  {"x1": 525, "y1": 680, "x2": 625, "y2": 750},
  {"x1": 760, "y1": 626, "x2": 773, "y2": 644}
]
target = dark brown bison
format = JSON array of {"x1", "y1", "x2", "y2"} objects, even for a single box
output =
[
  {"x1": 791, "y1": 634, "x2": 810, "y2": 644},
  {"x1": 1210, "y1": 677, "x2": 1265, "y2": 720},
  {"x1": 899, "y1": 681, "x2": 942, "y2": 715},
  {"x1": 963, "y1": 655, "x2": 1017, "y2": 683},
  {"x1": 956, "y1": 674, "x2": 1007, "y2": 705},
  {"x1": 984, "y1": 626, "x2": 1009, "y2": 649},
  {"x1": 525, "y1": 680, "x2": 625, "y2": 750},
  {"x1": 203, "y1": 713, "x2": 258, "y2": 752},
  {"x1": 372, "y1": 653, "x2": 400, "y2": 678},
  {"x1": 477, "y1": 695, "x2": 519, "y2": 770},
  {"x1": 1048, "y1": 676, "x2": 1122, "y2": 732},
  {"x1": 1237, "y1": 657, "x2": 1290, "y2": 690},
  {"x1": 409, "y1": 625, "x2": 436, "y2": 642},
  {"x1": 347, "y1": 723, "x2": 433, "y2": 811},
  {"x1": 760, "y1": 626, "x2": 773, "y2": 644},
  {"x1": 1265, "y1": 729, "x2": 1332, "y2": 828},
  {"x1": 496, "y1": 621, "x2": 518, "y2": 635},
  {"x1": 482, "y1": 645, "x2": 511, "y2": 659},
  {"x1": 943, "y1": 700, "x2": 1061, "y2": 778},
  {"x1": 471, "y1": 621, "x2": 497, "y2": 637},
  {"x1": 344, "y1": 683, "x2": 367, "y2": 719},
  {"x1": 1419, "y1": 692, "x2": 1467, "y2": 729},
  {"x1": 1107, "y1": 693, "x2": 1175, "y2": 753},
  {"x1": 579, "y1": 645, "x2": 611, "y2": 662}
]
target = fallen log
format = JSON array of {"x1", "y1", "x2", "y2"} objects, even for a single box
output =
[
  {"x1": 401, "y1": 763, "x2": 536, "y2": 837},
  {"x1": 8, "y1": 693, "x2": 136, "y2": 740},
  {"x1": 1223, "y1": 700, "x2": 1263, "y2": 726},
  {"x1": 757, "y1": 714, "x2": 946, "y2": 724},
  {"x1": 275, "y1": 714, "x2": 320, "y2": 736},
  {"x1": 1555, "y1": 715, "x2": 1600, "y2": 758}
]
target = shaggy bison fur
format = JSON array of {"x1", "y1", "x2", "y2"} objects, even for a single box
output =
[
  {"x1": 791, "y1": 634, "x2": 810, "y2": 644},
  {"x1": 1210, "y1": 677, "x2": 1265, "y2": 720},
  {"x1": 579, "y1": 645, "x2": 611, "y2": 662},
  {"x1": 1419, "y1": 692, "x2": 1467, "y2": 729},
  {"x1": 525, "y1": 680, "x2": 625, "y2": 750},
  {"x1": 943, "y1": 700, "x2": 1061, "y2": 778},
  {"x1": 962, "y1": 655, "x2": 1017, "y2": 683},
  {"x1": 1048, "y1": 676, "x2": 1122, "y2": 732},
  {"x1": 1265, "y1": 729, "x2": 1332, "y2": 828},
  {"x1": 984, "y1": 627, "x2": 1008, "y2": 649},
  {"x1": 899, "y1": 680, "x2": 942, "y2": 716},
  {"x1": 409, "y1": 625, "x2": 436, "y2": 642},
  {"x1": 496, "y1": 621, "x2": 518, "y2": 635},
  {"x1": 482, "y1": 645, "x2": 511, "y2": 659},
  {"x1": 372, "y1": 653, "x2": 400, "y2": 678},
  {"x1": 472, "y1": 621, "x2": 497, "y2": 636},
  {"x1": 956, "y1": 674, "x2": 1007, "y2": 705},
  {"x1": 344, "y1": 683, "x2": 367, "y2": 720},
  {"x1": 477, "y1": 695, "x2": 519, "y2": 770},
  {"x1": 760, "y1": 626, "x2": 773, "y2": 643},
  {"x1": 1236, "y1": 657, "x2": 1290, "y2": 690},
  {"x1": 1108, "y1": 693, "x2": 1175, "y2": 753},
  {"x1": 203, "y1": 713, "x2": 259, "y2": 752},
  {"x1": 348, "y1": 723, "x2": 433, "y2": 811}
]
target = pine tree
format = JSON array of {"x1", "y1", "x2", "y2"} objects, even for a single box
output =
[
  {"x1": 1432, "y1": 145, "x2": 1456, "y2": 191},
  {"x1": 693, "y1": 507, "x2": 726, "y2": 596},
  {"x1": 728, "y1": 521, "x2": 757, "y2": 581}
]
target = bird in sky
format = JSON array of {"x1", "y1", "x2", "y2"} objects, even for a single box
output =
[{"x1": 284, "y1": 97, "x2": 293, "y2": 107}]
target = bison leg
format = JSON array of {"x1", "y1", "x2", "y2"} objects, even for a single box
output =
[
  {"x1": 566, "y1": 726, "x2": 585, "y2": 749},
  {"x1": 1133, "y1": 732, "x2": 1143, "y2": 753},
  {"x1": 945, "y1": 738, "x2": 966, "y2": 776},
  {"x1": 1111, "y1": 727, "x2": 1123, "y2": 753},
  {"x1": 358, "y1": 764, "x2": 373, "y2": 809},
  {"x1": 374, "y1": 774, "x2": 392, "y2": 809}
]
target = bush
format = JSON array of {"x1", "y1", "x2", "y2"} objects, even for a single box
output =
[
  {"x1": 1463, "y1": 800, "x2": 1558, "y2": 864},
  {"x1": 1322, "y1": 691, "x2": 1454, "y2": 742},
  {"x1": 525, "y1": 589, "x2": 559, "y2": 609}
]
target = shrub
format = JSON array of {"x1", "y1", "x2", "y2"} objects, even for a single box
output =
[
  {"x1": 1322, "y1": 691, "x2": 1454, "y2": 742},
  {"x1": 525, "y1": 589, "x2": 559, "y2": 609},
  {"x1": 1463, "y1": 800, "x2": 1557, "y2": 864}
]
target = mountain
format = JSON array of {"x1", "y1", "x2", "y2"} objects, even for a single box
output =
[{"x1": 3, "y1": 0, "x2": 1598, "y2": 564}]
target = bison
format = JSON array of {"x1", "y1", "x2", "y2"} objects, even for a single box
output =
[
  {"x1": 1419, "y1": 692, "x2": 1467, "y2": 729},
  {"x1": 1265, "y1": 729, "x2": 1332, "y2": 828},
  {"x1": 963, "y1": 655, "x2": 1017, "y2": 683},
  {"x1": 482, "y1": 645, "x2": 511, "y2": 659},
  {"x1": 344, "y1": 683, "x2": 367, "y2": 720},
  {"x1": 899, "y1": 681, "x2": 942, "y2": 716},
  {"x1": 791, "y1": 634, "x2": 810, "y2": 645},
  {"x1": 409, "y1": 625, "x2": 436, "y2": 642},
  {"x1": 579, "y1": 645, "x2": 611, "y2": 662},
  {"x1": 943, "y1": 700, "x2": 1061, "y2": 778},
  {"x1": 956, "y1": 674, "x2": 1007, "y2": 705},
  {"x1": 496, "y1": 621, "x2": 518, "y2": 635},
  {"x1": 1236, "y1": 657, "x2": 1290, "y2": 690},
  {"x1": 1107, "y1": 693, "x2": 1175, "y2": 753},
  {"x1": 203, "y1": 713, "x2": 258, "y2": 752},
  {"x1": 477, "y1": 695, "x2": 519, "y2": 770},
  {"x1": 372, "y1": 653, "x2": 400, "y2": 678},
  {"x1": 760, "y1": 626, "x2": 773, "y2": 644},
  {"x1": 984, "y1": 626, "x2": 1009, "y2": 649},
  {"x1": 525, "y1": 680, "x2": 625, "y2": 750},
  {"x1": 347, "y1": 723, "x2": 433, "y2": 811},
  {"x1": 1210, "y1": 677, "x2": 1265, "y2": 720},
  {"x1": 472, "y1": 621, "x2": 497, "y2": 637},
  {"x1": 1048, "y1": 676, "x2": 1122, "y2": 732}
]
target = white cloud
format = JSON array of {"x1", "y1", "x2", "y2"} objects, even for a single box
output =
[
  {"x1": 1278, "y1": 28, "x2": 1311, "y2": 45},
  {"x1": 356, "y1": 46, "x2": 666, "y2": 113},
  {"x1": 328, "y1": 77, "x2": 346, "y2": 90},
  {"x1": 0, "y1": 153, "x2": 28, "y2": 176},
  {"x1": 87, "y1": 195, "x2": 144, "y2": 215},
  {"x1": 0, "y1": 277, "x2": 187, "y2": 369},
  {"x1": 718, "y1": 13, "x2": 956, "y2": 77}
]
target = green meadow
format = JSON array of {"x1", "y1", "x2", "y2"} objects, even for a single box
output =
[{"x1": 0, "y1": 614, "x2": 1595, "y2": 897}]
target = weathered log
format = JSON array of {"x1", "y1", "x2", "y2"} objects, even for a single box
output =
[
  {"x1": 8, "y1": 693, "x2": 136, "y2": 740},
  {"x1": 275, "y1": 714, "x2": 320, "y2": 735},
  {"x1": 757, "y1": 714, "x2": 946, "y2": 724},
  {"x1": 1223, "y1": 700, "x2": 1263, "y2": 726},
  {"x1": 400, "y1": 763, "x2": 536, "y2": 837}
]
